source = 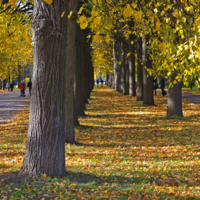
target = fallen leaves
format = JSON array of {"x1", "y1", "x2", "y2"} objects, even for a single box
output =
[{"x1": 0, "y1": 86, "x2": 200, "y2": 198}]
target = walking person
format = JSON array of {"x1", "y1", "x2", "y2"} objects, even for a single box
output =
[
  {"x1": 6, "y1": 82, "x2": 11, "y2": 92},
  {"x1": 100, "y1": 77, "x2": 104, "y2": 86},
  {"x1": 10, "y1": 82, "x2": 14, "y2": 92},
  {"x1": 97, "y1": 79, "x2": 99, "y2": 86},
  {"x1": 19, "y1": 81, "x2": 25, "y2": 97},
  {"x1": 160, "y1": 77, "x2": 166, "y2": 96},
  {"x1": 27, "y1": 79, "x2": 32, "y2": 96}
]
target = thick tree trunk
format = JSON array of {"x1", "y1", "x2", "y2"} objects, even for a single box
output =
[
  {"x1": 65, "y1": 0, "x2": 78, "y2": 143},
  {"x1": 142, "y1": 35, "x2": 154, "y2": 105},
  {"x1": 75, "y1": 27, "x2": 86, "y2": 116},
  {"x1": 105, "y1": 74, "x2": 108, "y2": 86},
  {"x1": 125, "y1": 54, "x2": 129, "y2": 95},
  {"x1": 128, "y1": 52, "x2": 136, "y2": 96},
  {"x1": 20, "y1": 0, "x2": 67, "y2": 177},
  {"x1": 137, "y1": 36, "x2": 143, "y2": 101},
  {"x1": 167, "y1": 74, "x2": 183, "y2": 116},
  {"x1": 120, "y1": 42, "x2": 126, "y2": 94},
  {"x1": 113, "y1": 40, "x2": 121, "y2": 92}
]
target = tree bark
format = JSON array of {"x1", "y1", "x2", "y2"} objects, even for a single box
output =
[
  {"x1": 125, "y1": 54, "x2": 129, "y2": 95},
  {"x1": 75, "y1": 26, "x2": 86, "y2": 116},
  {"x1": 113, "y1": 40, "x2": 120, "y2": 92},
  {"x1": 137, "y1": 36, "x2": 143, "y2": 101},
  {"x1": 128, "y1": 52, "x2": 136, "y2": 96},
  {"x1": 167, "y1": 74, "x2": 183, "y2": 117},
  {"x1": 65, "y1": 0, "x2": 78, "y2": 143},
  {"x1": 142, "y1": 35, "x2": 154, "y2": 105},
  {"x1": 120, "y1": 42, "x2": 126, "y2": 94},
  {"x1": 20, "y1": 0, "x2": 67, "y2": 177}
]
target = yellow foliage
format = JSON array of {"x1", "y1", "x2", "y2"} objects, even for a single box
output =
[
  {"x1": 93, "y1": 34, "x2": 102, "y2": 43},
  {"x1": 94, "y1": 17, "x2": 101, "y2": 26},
  {"x1": 134, "y1": 11, "x2": 142, "y2": 21},
  {"x1": 123, "y1": 7, "x2": 133, "y2": 18},
  {"x1": 159, "y1": 43, "x2": 166, "y2": 53},
  {"x1": 44, "y1": 0, "x2": 53, "y2": 5}
]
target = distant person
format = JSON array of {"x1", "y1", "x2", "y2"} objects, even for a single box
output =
[
  {"x1": 10, "y1": 82, "x2": 14, "y2": 92},
  {"x1": 27, "y1": 79, "x2": 32, "y2": 96},
  {"x1": 97, "y1": 79, "x2": 99, "y2": 86},
  {"x1": 100, "y1": 78, "x2": 104, "y2": 86},
  {"x1": 6, "y1": 82, "x2": 11, "y2": 91},
  {"x1": 19, "y1": 81, "x2": 25, "y2": 97},
  {"x1": 153, "y1": 78, "x2": 158, "y2": 96},
  {"x1": 160, "y1": 77, "x2": 166, "y2": 96}
]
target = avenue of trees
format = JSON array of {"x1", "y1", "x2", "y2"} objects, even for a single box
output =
[{"x1": 1, "y1": 0, "x2": 200, "y2": 177}]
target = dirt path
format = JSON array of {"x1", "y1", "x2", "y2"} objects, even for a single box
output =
[{"x1": 0, "y1": 90, "x2": 30, "y2": 123}]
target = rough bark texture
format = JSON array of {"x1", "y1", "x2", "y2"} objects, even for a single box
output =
[
  {"x1": 75, "y1": 26, "x2": 86, "y2": 116},
  {"x1": 20, "y1": 0, "x2": 67, "y2": 177},
  {"x1": 142, "y1": 35, "x2": 154, "y2": 105},
  {"x1": 125, "y1": 54, "x2": 129, "y2": 95},
  {"x1": 137, "y1": 37, "x2": 143, "y2": 101},
  {"x1": 65, "y1": 0, "x2": 78, "y2": 143},
  {"x1": 167, "y1": 74, "x2": 183, "y2": 117},
  {"x1": 120, "y1": 42, "x2": 126, "y2": 94},
  {"x1": 113, "y1": 40, "x2": 120, "y2": 92},
  {"x1": 128, "y1": 52, "x2": 136, "y2": 96}
]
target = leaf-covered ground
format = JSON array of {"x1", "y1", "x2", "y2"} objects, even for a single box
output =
[{"x1": 0, "y1": 85, "x2": 200, "y2": 199}]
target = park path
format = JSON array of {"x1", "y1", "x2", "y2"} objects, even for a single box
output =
[
  {"x1": 157, "y1": 89, "x2": 200, "y2": 104},
  {"x1": 0, "y1": 90, "x2": 30, "y2": 123},
  {"x1": 0, "y1": 87, "x2": 200, "y2": 124}
]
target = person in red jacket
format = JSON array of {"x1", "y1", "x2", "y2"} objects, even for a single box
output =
[{"x1": 19, "y1": 81, "x2": 25, "y2": 97}]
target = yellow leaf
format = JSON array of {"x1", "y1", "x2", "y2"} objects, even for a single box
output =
[
  {"x1": 131, "y1": 41, "x2": 134, "y2": 45},
  {"x1": 156, "y1": 21, "x2": 160, "y2": 30},
  {"x1": 93, "y1": 34, "x2": 101, "y2": 43},
  {"x1": 24, "y1": 32, "x2": 31, "y2": 43},
  {"x1": 159, "y1": 43, "x2": 166, "y2": 53},
  {"x1": 135, "y1": 11, "x2": 142, "y2": 21},
  {"x1": 123, "y1": 7, "x2": 133, "y2": 18},
  {"x1": 44, "y1": 0, "x2": 53, "y2": 5},
  {"x1": 43, "y1": 173, "x2": 47, "y2": 178},
  {"x1": 79, "y1": 16, "x2": 88, "y2": 29},
  {"x1": 9, "y1": 0, "x2": 17, "y2": 6},
  {"x1": 105, "y1": 35, "x2": 110, "y2": 43},
  {"x1": 68, "y1": 11, "x2": 73, "y2": 19},
  {"x1": 87, "y1": 35, "x2": 91, "y2": 38},
  {"x1": 79, "y1": 16, "x2": 87, "y2": 23},
  {"x1": 80, "y1": 21, "x2": 88, "y2": 29},
  {"x1": 166, "y1": 18, "x2": 170, "y2": 23},
  {"x1": 78, "y1": 7, "x2": 83, "y2": 15},
  {"x1": 91, "y1": 10, "x2": 99, "y2": 17},
  {"x1": 61, "y1": 12, "x2": 65, "y2": 18},
  {"x1": 94, "y1": 17, "x2": 101, "y2": 26}
]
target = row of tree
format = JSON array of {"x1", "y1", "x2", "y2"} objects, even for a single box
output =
[{"x1": 2, "y1": 0, "x2": 200, "y2": 178}]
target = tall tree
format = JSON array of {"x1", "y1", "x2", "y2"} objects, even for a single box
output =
[
  {"x1": 167, "y1": 74, "x2": 183, "y2": 117},
  {"x1": 137, "y1": 36, "x2": 143, "y2": 101},
  {"x1": 20, "y1": 0, "x2": 68, "y2": 177},
  {"x1": 65, "y1": 0, "x2": 78, "y2": 143},
  {"x1": 142, "y1": 35, "x2": 154, "y2": 105}
]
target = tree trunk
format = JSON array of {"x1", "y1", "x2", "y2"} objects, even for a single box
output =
[
  {"x1": 75, "y1": 26, "x2": 86, "y2": 116},
  {"x1": 120, "y1": 42, "x2": 126, "y2": 94},
  {"x1": 128, "y1": 52, "x2": 136, "y2": 96},
  {"x1": 65, "y1": 0, "x2": 78, "y2": 143},
  {"x1": 167, "y1": 74, "x2": 183, "y2": 117},
  {"x1": 113, "y1": 40, "x2": 121, "y2": 92},
  {"x1": 125, "y1": 54, "x2": 129, "y2": 95},
  {"x1": 137, "y1": 36, "x2": 143, "y2": 101},
  {"x1": 20, "y1": 0, "x2": 67, "y2": 177},
  {"x1": 142, "y1": 35, "x2": 154, "y2": 105}
]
